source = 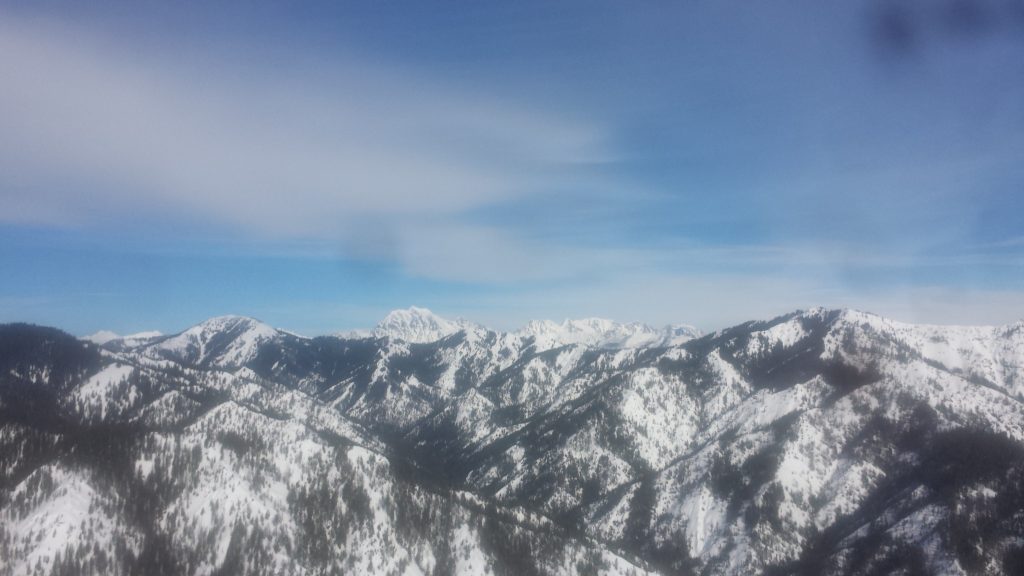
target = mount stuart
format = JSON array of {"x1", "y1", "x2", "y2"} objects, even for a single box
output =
[{"x1": 2, "y1": 307, "x2": 1024, "y2": 575}]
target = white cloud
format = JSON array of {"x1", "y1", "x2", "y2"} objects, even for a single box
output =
[
  {"x1": 4, "y1": 11, "x2": 1024, "y2": 334},
  {"x1": 0, "y1": 13, "x2": 606, "y2": 239}
]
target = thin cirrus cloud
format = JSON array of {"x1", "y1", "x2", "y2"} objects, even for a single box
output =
[{"x1": 0, "y1": 13, "x2": 607, "y2": 252}]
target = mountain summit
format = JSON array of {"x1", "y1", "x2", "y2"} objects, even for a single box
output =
[
  {"x1": 143, "y1": 315, "x2": 281, "y2": 368},
  {"x1": 372, "y1": 306, "x2": 477, "y2": 343}
]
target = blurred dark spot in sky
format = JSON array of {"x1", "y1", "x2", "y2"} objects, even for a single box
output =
[
  {"x1": 870, "y1": 1, "x2": 917, "y2": 56},
  {"x1": 946, "y1": 0, "x2": 992, "y2": 36},
  {"x1": 868, "y1": 0, "x2": 1024, "y2": 58}
]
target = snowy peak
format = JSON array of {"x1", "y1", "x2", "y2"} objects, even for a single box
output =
[
  {"x1": 372, "y1": 306, "x2": 474, "y2": 343},
  {"x1": 82, "y1": 330, "x2": 121, "y2": 345},
  {"x1": 146, "y1": 315, "x2": 280, "y2": 368},
  {"x1": 366, "y1": 308, "x2": 702, "y2": 349},
  {"x1": 190, "y1": 314, "x2": 276, "y2": 335},
  {"x1": 517, "y1": 317, "x2": 700, "y2": 351},
  {"x1": 662, "y1": 323, "x2": 703, "y2": 346}
]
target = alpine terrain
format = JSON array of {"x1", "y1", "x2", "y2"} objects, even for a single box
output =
[{"x1": 2, "y1": 307, "x2": 1024, "y2": 576}]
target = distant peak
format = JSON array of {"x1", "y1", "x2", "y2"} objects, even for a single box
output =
[
  {"x1": 516, "y1": 316, "x2": 698, "y2": 351},
  {"x1": 83, "y1": 329, "x2": 163, "y2": 345},
  {"x1": 183, "y1": 315, "x2": 277, "y2": 336},
  {"x1": 795, "y1": 307, "x2": 878, "y2": 325},
  {"x1": 565, "y1": 317, "x2": 618, "y2": 331},
  {"x1": 374, "y1": 306, "x2": 473, "y2": 343},
  {"x1": 145, "y1": 315, "x2": 280, "y2": 368},
  {"x1": 336, "y1": 308, "x2": 702, "y2": 349},
  {"x1": 380, "y1": 306, "x2": 441, "y2": 321},
  {"x1": 83, "y1": 330, "x2": 121, "y2": 345},
  {"x1": 164, "y1": 315, "x2": 282, "y2": 350},
  {"x1": 197, "y1": 314, "x2": 267, "y2": 327}
]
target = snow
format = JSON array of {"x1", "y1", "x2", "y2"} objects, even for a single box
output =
[
  {"x1": 8, "y1": 306, "x2": 1024, "y2": 576},
  {"x1": 3, "y1": 464, "x2": 140, "y2": 575},
  {"x1": 136, "y1": 458, "x2": 155, "y2": 480},
  {"x1": 69, "y1": 362, "x2": 138, "y2": 420},
  {"x1": 677, "y1": 485, "x2": 729, "y2": 557},
  {"x1": 517, "y1": 317, "x2": 700, "y2": 352},
  {"x1": 373, "y1": 306, "x2": 477, "y2": 343},
  {"x1": 82, "y1": 330, "x2": 120, "y2": 345},
  {"x1": 744, "y1": 318, "x2": 809, "y2": 357},
  {"x1": 617, "y1": 367, "x2": 701, "y2": 468},
  {"x1": 83, "y1": 329, "x2": 163, "y2": 345},
  {"x1": 78, "y1": 362, "x2": 134, "y2": 396},
  {"x1": 452, "y1": 523, "x2": 490, "y2": 575},
  {"x1": 337, "y1": 328, "x2": 374, "y2": 339},
  {"x1": 362, "y1": 307, "x2": 700, "y2": 351},
  {"x1": 814, "y1": 458, "x2": 885, "y2": 528},
  {"x1": 819, "y1": 309, "x2": 1024, "y2": 397},
  {"x1": 146, "y1": 315, "x2": 279, "y2": 368}
]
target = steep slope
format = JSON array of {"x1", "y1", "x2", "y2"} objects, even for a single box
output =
[
  {"x1": 0, "y1": 324, "x2": 651, "y2": 576},
  {"x1": 576, "y1": 309, "x2": 1024, "y2": 575},
  {"x1": 2, "y1": 308, "x2": 1024, "y2": 575}
]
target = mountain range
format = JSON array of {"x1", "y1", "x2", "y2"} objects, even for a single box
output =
[{"x1": 2, "y1": 307, "x2": 1024, "y2": 575}]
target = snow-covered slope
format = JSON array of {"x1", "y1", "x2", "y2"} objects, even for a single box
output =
[
  {"x1": 3, "y1": 308, "x2": 1024, "y2": 576},
  {"x1": 0, "y1": 324, "x2": 651, "y2": 576}
]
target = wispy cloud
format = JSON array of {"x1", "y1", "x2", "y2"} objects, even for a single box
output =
[
  {"x1": 0, "y1": 13, "x2": 606, "y2": 240},
  {"x1": 2, "y1": 5, "x2": 1023, "y2": 334}
]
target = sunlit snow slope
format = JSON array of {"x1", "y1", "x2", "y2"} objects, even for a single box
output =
[{"x1": 2, "y1": 307, "x2": 1024, "y2": 575}]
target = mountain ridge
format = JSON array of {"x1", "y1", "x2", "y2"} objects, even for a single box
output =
[
  {"x1": 4, "y1": 307, "x2": 1024, "y2": 575},
  {"x1": 85, "y1": 306, "x2": 704, "y2": 352}
]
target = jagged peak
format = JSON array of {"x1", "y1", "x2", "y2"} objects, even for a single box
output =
[
  {"x1": 327, "y1": 307, "x2": 704, "y2": 349},
  {"x1": 517, "y1": 316, "x2": 699, "y2": 351},
  {"x1": 521, "y1": 317, "x2": 642, "y2": 334}
]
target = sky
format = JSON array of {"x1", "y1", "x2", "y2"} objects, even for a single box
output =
[{"x1": 2, "y1": 0, "x2": 1024, "y2": 336}]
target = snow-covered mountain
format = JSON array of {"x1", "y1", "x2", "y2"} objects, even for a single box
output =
[
  {"x1": 141, "y1": 315, "x2": 283, "y2": 368},
  {"x1": 350, "y1": 306, "x2": 700, "y2": 351},
  {"x1": 372, "y1": 306, "x2": 479, "y2": 343},
  {"x1": 3, "y1": 308, "x2": 1024, "y2": 575},
  {"x1": 517, "y1": 318, "x2": 701, "y2": 351},
  {"x1": 83, "y1": 330, "x2": 163, "y2": 347}
]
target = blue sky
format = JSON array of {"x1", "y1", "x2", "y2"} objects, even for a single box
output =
[{"x1": 2, "y1": 0, "x2": 1024, "y2": 335}]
